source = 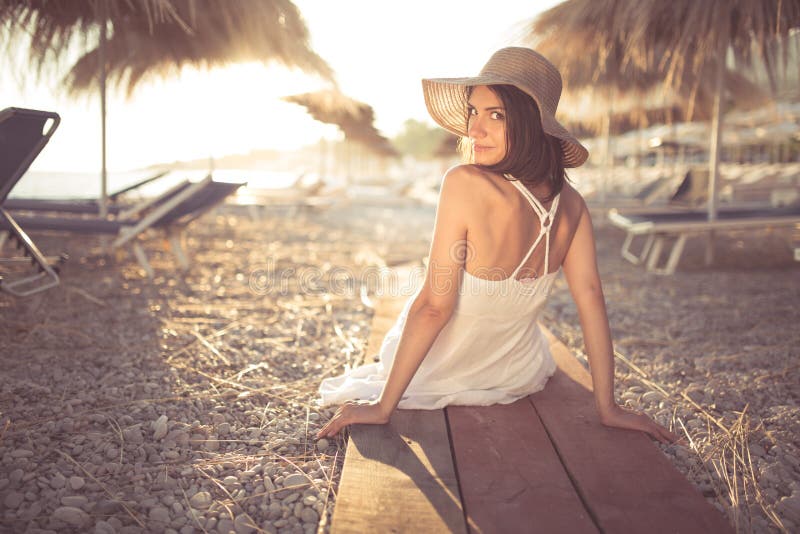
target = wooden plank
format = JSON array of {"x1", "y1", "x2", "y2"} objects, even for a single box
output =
[
  {"x1": 448, "y1": 399, "x2": 598, "y2": 534},
  {"x1": 332, "y1": 266, "x2": 465, "y2": 533},
  {"x1": 330, "y1": 409, "x2": 467, "y2": 533},
  {"x1": 530, "y1": 326, "x2": 734, "y2": 534}
]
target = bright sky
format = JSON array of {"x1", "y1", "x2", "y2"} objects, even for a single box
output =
[{"x1": 2, "y1": 0, "x2": 560, "y2": 172}]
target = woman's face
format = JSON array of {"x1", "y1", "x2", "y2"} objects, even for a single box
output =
[{"x1": 467, "y1": 85, "x2": 508, "y2": 165}]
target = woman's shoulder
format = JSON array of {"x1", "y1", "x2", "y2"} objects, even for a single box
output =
[
  {"x1": 557, "y1": 182, "x2": 589, "y2": 221},
  {"x1": 442, "y1": 164, "x2": 497, "y2": 185},
  {"x1": 440, "y1": 164, "x2": 506, "y2": 203}
]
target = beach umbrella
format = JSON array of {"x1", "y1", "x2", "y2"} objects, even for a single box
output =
[
  {"x1": 1, "y1": 0, "x2": 333, "y2": 215},
  {"x1": 520, "y1": 0, "x2": 768, "y2": 201},
  {"x1": 519, "y1": 0, "x2": 798, "y2": 264},
  {"x1": 283, "y1": 89, "x2": 398, "y2": 181},
  {"x1": 283, "y1": 90, "x2": 376, "y2": 144},
  {"x1": 520, "y1": 0, "x2": 661, "y2": 198},
  {"x1": 526, "y1": 0, "x2": 772, "y2": 119},
  {"x1": 621, "y1": 0, "x2": 800, "y2": 224}
]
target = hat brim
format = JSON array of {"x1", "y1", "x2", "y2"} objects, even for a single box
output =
[{"x1": 422, "y1": 77, "x2": 589, "y2": 168}]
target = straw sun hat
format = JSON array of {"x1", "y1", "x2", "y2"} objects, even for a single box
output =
[{"x1": 422, "y1": 47, "x2": 589, "y2": 168}]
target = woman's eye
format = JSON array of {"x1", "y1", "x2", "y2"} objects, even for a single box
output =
[
  {"x1": 468, "y1": 107, "x2": 477, "y2": 116},
  {"x1": 491, "y1": 111, "x2": 505, "y2": 120}
]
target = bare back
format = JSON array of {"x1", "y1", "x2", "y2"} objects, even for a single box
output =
[{"x1": 462, "y1": 167, "x2": 584, "y2": 282}]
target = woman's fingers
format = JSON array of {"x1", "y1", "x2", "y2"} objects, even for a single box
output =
[
  {"x1": 603, "y1": 405, "x2": 686, "y2": 446},
  {"x1": 318, "y1": 418, "x2": 343, "y2": 439},
  {"x1": 315, "y1": 401, "x2": 389, "y2": 439},
  {"x1": 646, "y1": 417, "x2": 682, "y2": 445},
  {"x1": 315, "y1": 402, "x2": 358, "y2": 439},
  {"x1": 322, "y1": 410, "x2": 349, "y2": 438},
  {"x1": 657, "y1": 425, "x2": 677, "y2": 443}
]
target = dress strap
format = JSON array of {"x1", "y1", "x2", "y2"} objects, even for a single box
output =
[{"x1": 506, "y1": 176, "x2": 561, "y2": 278}]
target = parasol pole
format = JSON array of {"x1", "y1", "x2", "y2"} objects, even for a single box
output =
[
  {"x1": 98, "y1": 0, "x2": 108, "y2": 218},
  {"x1": 318, "y1": 137, "x2": 326, "y2": 184},
  {"x1": 600, "y1": 88, "x2": 614, "y2": 205},
  {"x1": 705, "y1": 39, "x2": 727, "y2": 265}
]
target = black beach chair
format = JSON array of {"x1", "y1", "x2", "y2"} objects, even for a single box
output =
[
  {"x1": 2, "y1": 176, "x2": 245, "y2": 278},
  {"x1": 0, "y1": 107, "x2": 67, "y2": 297},
  {"x1": 4, "y1": 169, "x2": 172, "y2": 214}
]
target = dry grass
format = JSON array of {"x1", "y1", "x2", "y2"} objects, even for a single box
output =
[{"x1": 613, "y1": 349, "x2": 790, "y2": 533}]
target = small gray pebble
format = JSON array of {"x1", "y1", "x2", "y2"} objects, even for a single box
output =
[
  {"x1": 3, "y1": 491, "x2": 24, "y2": 508},
  {"x1": 149, "y1": 506, "x2": 171, "y2": 523},
  {"x1": 51, "y1": 473, "x2": 66, "y2": 489},
  {"x1": 189, "y1": 491, "x2": 212, "y2": 509},
  {"x1": 300, "y1": 507, "x2": 319, "y2": 524},
  {"x1": 94, "y1": 520, "x2": 116, "y2": 534},
  {"x1": 283, "y1": 474, "x2": 306, "y2": 488},
  {"x1": 53, "y1": 506, "x2": 90, "y2": 527},
  {"x1": 153, "y1": 415, "x2": 169, "y2": 440},
  {"x1": 234, "y1": 513, "x2": 257, "y2": 533},
  {"x1": 268, "y1": 502, "x2": 283, "y2": 520},
  {"x1": 61, "y1": 495, "x2": 89, "y2": 508},
  {"x1": 217, "y1": 517, "x2": 234, "y2": 532}
]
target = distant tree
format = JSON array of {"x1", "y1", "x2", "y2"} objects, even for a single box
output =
[{"x1": 393, "y1": 119, "x2": 449, "y2": 160}]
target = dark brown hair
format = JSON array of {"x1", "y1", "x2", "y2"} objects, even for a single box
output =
[{"x1": 461, "y1": 84, "x2": 567, "y2": 201}]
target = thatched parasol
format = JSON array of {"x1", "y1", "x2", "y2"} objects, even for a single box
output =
[
  {"x1": 522, "y1": 1, "x2": 767, "y2": 169},
  {"x1": 1, "y1": 0, "x2": 333, "y2": 214},
  {"x1": 283, "y1": 89, "x2": 399, "y2": 158},
  {"x1": 621, "y1": 0, "x2": 800, "y2": 228},
  {"x1": 520, "y1": 0, "x2": 799, "y2": 265}
]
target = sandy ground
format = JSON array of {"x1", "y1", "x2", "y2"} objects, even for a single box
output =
[{"x1": 0, "y1": 196, "x2": 798, "y2": 533}]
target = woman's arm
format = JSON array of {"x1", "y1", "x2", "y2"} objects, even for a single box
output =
[
  {"x1": 562, "y1": 200, "x2": 680, "y2": 444},
  {"x1": 317, "y1": 167, "x2": 473, "y2": 438},
  {"x1": 561, "y1": 201, "x2": 616, "y2": 415}
]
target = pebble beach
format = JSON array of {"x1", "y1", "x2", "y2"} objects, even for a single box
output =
[{"x1": 0, "y1": 194, "x2": 798, "y2": 533}]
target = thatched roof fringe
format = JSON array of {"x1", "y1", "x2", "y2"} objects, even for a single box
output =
[
  {"x1": 520, "y1": 0, "x2": 797, "y2": 133},
  {"x1": 283, "y1": 89, "x2": 399, "y2": 157},
  {"x1": 0, "y1": 0, "x2": 334, "y2": 95}
]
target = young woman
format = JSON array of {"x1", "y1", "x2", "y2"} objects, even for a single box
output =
[{"x1": 316, "y1": 47, "x2": 678, "y2": 444}]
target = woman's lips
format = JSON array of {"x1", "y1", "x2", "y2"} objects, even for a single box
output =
[{"x1": 473, "y1": 145, "x2": 493, "y2": 152}]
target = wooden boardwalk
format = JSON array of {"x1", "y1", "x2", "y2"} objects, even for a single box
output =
[{"x1": 330, "y1": 276, "x2": 733, "y2": 534}]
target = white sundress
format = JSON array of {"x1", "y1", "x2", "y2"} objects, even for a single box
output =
[{"x1": 318, "y1": 179, "x2": 561, "y2": 409}]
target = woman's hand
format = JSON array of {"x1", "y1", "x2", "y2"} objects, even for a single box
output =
[
  {"x1": 599, "y1": 403, "x2": 684, "y2": 445},
  {"x1": 315, "y1": 400, "x2": 390, "y2": 439}
]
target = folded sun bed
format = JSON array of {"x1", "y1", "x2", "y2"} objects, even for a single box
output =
[
  {"x1": 0, "y1": 107, "x2": 66, "y2": 297},
  {"x1": 2, "y1": 175, "x2": 245, "y2": 278},
  {"x1": 608, "y1": 205, "x2": 800, "y2": 275},
  {"x1": 4, "y1": 169, "x2": 171, "y2": 215}
]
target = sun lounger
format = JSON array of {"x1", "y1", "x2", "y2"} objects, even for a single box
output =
[
  {"x1": 237, "y1": 179, "x2": 337, "y2": 220},
  {"x1": 7, "y1": 177, "x2": 191, "y2": 218},
  {"x1": 0, "y1": 107, "x2": 66, "y2": 297},
  {"x1": 1, "y1": 176, "x2": 245, "y2": 278},
  {"x1": 0, "y1": 209, "x2": 67, "y2": 297},
  {"x1": 3, "y1": 170, "x2": 172, "y2": 214},
  {"x1": 608, "y1": 205, "x2": 800, "y2": 274}
]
